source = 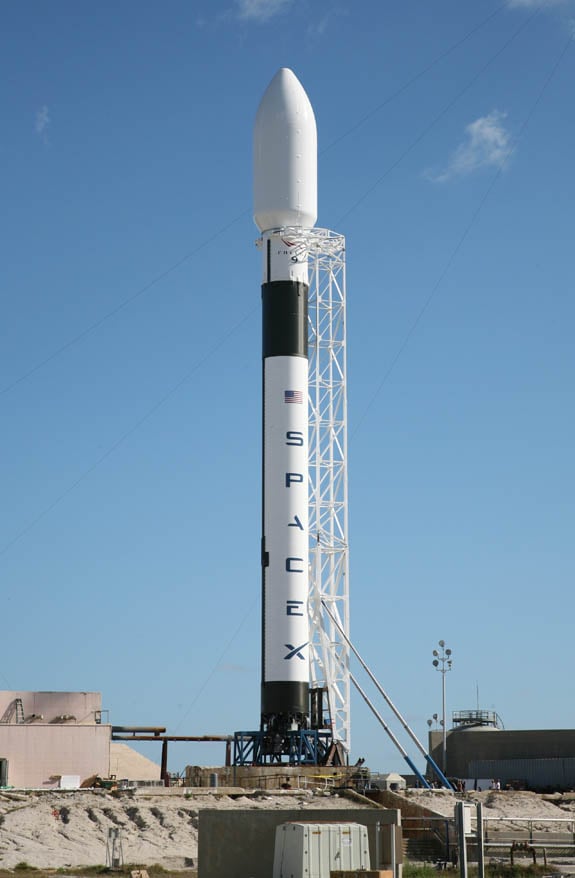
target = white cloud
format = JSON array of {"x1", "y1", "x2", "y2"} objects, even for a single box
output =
[
  {"x1": 307, "y1": 6, "x2": 346, "y2": 36},
  {"x1": 35, "y1": 105, "x2": 50, "y2": 139},
  {"x1": 236, "y1": 0, "x2": 294, "y2": 22},
  {"x1": 308, "y1": 12, "x2": 330, "y2": 35},
  {"x1": 426, "y1": 111, "x2": 512, "y2": 183},
  {"x1": 507, "y1": 0, "x2": 567, "y2": 7}
]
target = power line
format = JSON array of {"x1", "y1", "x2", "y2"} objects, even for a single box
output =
[
  {"x1": 351, "y1": 28, "x2": 573, "y2": 439},
  {"x1": 0, "y1": 209, "x2": 250, "y2": 397},
  {"x1": 2, "y1": 4, "x2": 510, "y2": 399},
  {"x1": 0, "y1": 307, "x2": 257, "y2": 559},
  {"x1": 0, "y1": 6, "x2": 555, "y2": 557},
  {"x1": 324, "y1": 1, "x2": 508, "y2": 155},
  {"x1": 336, "y1": 5, "x2": 541, "y2": 226},
  {"x1": 172, "y1": 598, "x2": 257, "y2": 733}
]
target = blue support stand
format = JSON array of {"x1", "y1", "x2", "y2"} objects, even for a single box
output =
[{"x1": 233, "y1": 730, "x2": 333, "y2": 766}]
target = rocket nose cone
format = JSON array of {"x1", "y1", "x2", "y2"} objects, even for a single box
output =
[
  {"x1": 255, "y1": 67, "x2": 314, "y2": 132},
  {"x1": 261, "y1": 68, "x2": 297, "y2": 96},
  {"x1": 265, "y1": 67, "x2": 301, "y2": 100},
  {"x1": 253, "y1": 68, "x2": 317, "y2": 233},
  {"x1": 270, "y1": 67, "x2": 297, "y2": 83}
]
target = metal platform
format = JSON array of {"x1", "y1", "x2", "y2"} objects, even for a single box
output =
[{"x1": 233, "y1": 729, "x2": 334, "y2": 766}]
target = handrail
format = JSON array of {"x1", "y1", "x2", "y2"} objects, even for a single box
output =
[{"x1": 483, "y1": 816, "x2": 574, "y2": 824}]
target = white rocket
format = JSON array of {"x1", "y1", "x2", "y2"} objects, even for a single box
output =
[{"x1": 254, "y1": 68, "x2": 317, "y2": 739}]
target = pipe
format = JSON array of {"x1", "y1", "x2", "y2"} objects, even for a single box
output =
[
  {"x1": 322, "y1": 600, "x2": 453, "y2": 789},
  {"x1": 160, "y1": 740, "x2": 168, "y2": 786},
  {"x1": 351, "y1": 673, "x2": 430, "y2": 789}
]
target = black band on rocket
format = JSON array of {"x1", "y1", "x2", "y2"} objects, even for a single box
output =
[{"x1": 262, "y1": 281, "x2": 308, "y2": 359}]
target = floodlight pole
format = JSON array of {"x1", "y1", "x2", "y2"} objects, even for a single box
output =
[
  {"x1": 442, "y1": 668, "x2": 447, "y2": 771},
  {"x1": 432, "y1": 640, "x2": 452, "y2": 774}
]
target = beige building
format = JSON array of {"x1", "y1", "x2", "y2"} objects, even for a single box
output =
[{"x1": 0, "y1": 691, "x2": 111, "y2": 788}]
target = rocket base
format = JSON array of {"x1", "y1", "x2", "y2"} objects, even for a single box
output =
[
  {"x1": 232, "y1": 728, "x2": 342, "y2": 766},
  {"x1": 232, "y1": 684, "x2": 345, "y2": 767},
  {"x1": 261, "y1": 681, "x2": 309, "y2": 727}
]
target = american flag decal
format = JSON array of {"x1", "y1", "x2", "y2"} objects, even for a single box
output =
[{"x1": 284, "y1": 390, "x2": 303, "y2": 404}]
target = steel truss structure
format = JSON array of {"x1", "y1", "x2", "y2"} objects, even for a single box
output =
[
  {"x1": 305, "y1": 228, "x2": 350, "y2": 757},
  {"x1": 233, "y1": 729, "x2": 333, "y2": 766}
]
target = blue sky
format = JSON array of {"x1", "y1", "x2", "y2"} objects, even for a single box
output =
[{"x1": 2, "y1": 0, "x2": 574, "y2": 776}]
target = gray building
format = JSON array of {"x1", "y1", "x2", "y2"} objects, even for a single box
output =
[{"x1": 429, "y1": 711, "x2": 575, "y2": 791}]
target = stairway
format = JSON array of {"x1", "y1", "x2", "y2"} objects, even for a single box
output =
[{"x1": 403, "y1": 835, "x2": 445, "y2": 863}]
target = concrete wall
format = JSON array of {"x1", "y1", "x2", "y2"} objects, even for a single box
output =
[
  {"x1": 0, "y1": 724, "x2": 110, "y2": 787},
  {"x1": 0, "y1": 692, "x2": 109, "y2": 788},
  {"x1": 0, "y1": 691, "x2": 102, "y2": 724},
  {"x1": 372, "y1": 774, "x2": 406, "y2": 792},
  {"x1": 469, "y1": 757, "x2": 575, "y2": 790},
  {"x1": 186, "y1": 763, "x2": 364, "y2": 790},
  {"x1": 365, "y1": 789, "x2": 446, "y2": 820},
  {"x1": 429, "y1": 728, "x2": 575, "y2": 788},
  {"x1": 198, "y1": 807, "x2": 401, "y2": 878}
]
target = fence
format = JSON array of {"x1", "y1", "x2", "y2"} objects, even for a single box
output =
[
  {"x1": 402, "y1": 812, "x2": 575, "y2": 866},
  {"x1": 482, "y1": 816, "x2": 575, "y2": 853}
]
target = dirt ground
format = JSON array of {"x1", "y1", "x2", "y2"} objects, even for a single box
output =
[
  {"x1": 404, "y1": 788, "x2": 575, "y2": 821},
  {"x1": 0, "y1": 787, "x2": 367, "y2": 870},
  {"x1": 1, "y1": 786, "x2": 574, "y2": 872}
]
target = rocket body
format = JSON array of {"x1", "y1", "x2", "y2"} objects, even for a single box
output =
[{"x1": 254, "y1": 69, "x2": 317, "y2": 735}]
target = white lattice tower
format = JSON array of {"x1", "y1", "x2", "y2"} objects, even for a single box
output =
[{"x1": 306, "y1": 228, "x2": 350, "y2": 756}]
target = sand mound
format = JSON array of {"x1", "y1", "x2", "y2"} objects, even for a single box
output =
[
  {"x1": 109, "y1": 744, "x2": 161, "y2": 781},
  {"x1": 403, "y1": 788, "x2": 575, "y2": 821},
  {"x1": 0, "y1": 788, "x2": 366, "y2": 870}
]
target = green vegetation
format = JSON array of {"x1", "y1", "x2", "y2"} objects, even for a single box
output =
[
  {"x1": 403, "y1": 866, "x2": 556, "y2": 878},
  {"x1": 0, "y1": 866, "x2": 557, "y2": 878},
  {"x1": 0, "y1": 867, "x2": 197, "y2": 878},
  {"x1": 484, "y1": 867, "x2": 556, "y2": 878},
  {"x1": 403, "y1": 866, "x2": 440, "y2": 878}
]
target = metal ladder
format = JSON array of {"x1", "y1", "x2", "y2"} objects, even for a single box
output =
[{"x1": 0, "y1": 698, "x2": 24, "y2": 724}]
